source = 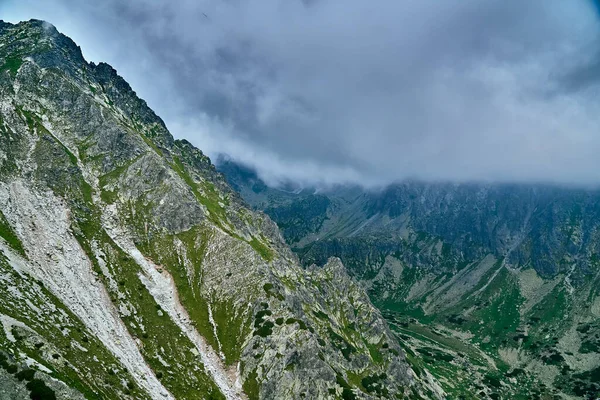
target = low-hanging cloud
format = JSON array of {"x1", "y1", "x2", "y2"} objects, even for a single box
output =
[{"x1": 3, "y1": 0, "x2": 600, "y2": 187}]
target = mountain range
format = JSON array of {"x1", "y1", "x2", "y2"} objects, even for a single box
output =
[
  {"x1": 218, "y1": 157, "x2": 600, "y2": 399},
  {"x1": 1, "y1": 17, "x2": 599, "y2": 400},
  {"x1": 0, "y1": 20, "x2": 444, "y2": 400}
]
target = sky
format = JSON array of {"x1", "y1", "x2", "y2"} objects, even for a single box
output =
[{"x1": 3, "y1": 0, "x2": 600, "y2": 188}]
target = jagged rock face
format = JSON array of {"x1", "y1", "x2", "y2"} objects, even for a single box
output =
[
  {"x1": 220, "y1": 161, "x2": 600, "y2": 280},
  {"x1": 0, "y1": 20, "x2": 440, "y2": 400},
  {"x1": 219, "y1": 162, "x2": 600, "y2": 397}
]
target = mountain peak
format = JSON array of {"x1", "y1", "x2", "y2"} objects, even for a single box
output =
[{"x1": 0, "y1": 20, "x2": 436, "y2": 399}]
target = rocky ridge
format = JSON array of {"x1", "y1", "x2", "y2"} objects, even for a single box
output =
[
  {"x1": 219, "y1": 158, "x2": 600, "y2": 398},
  {"x1": 0, "y1": 20, "x2": 441, "y2": 400}
]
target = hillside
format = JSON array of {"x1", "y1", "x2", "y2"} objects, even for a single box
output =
[
  {"x1": 219, "y1": 158, "x2": 600, "y2": 399},
  {"x1": 0, "y1": 20, "x2": 441, "y2": 400}
]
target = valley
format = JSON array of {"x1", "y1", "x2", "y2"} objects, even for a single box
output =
[
  {"x1": 219, "y1": 158, "x2": 600, "y2": 399},
  {"x1": 0, "y1": 16, "x2": 598, "y2": 400}
]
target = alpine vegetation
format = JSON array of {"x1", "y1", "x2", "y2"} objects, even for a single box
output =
[{"x1": 0, "y1": 20, "x2": 442, "y2": 399}]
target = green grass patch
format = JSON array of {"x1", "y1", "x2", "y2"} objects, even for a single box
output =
[
  {"x1": 98, "y1": 155, "x2": 141, "y2": 188},
  {"x1": 171, "y1": 155, "x2": 275, "y2": 262},
  {"x1": 0, "y1": 210, "x2": 25, "y2": 257},
  {"x1": 249, "y1": 237, "x2": 274, "y2": 262},
  {"x1": 366, "y1": 341, "x2": 384, "y2": 363},
  {"x1": 242, "y1": 367, "x2": 260, "y2": 400},
  {"x1": 1, "y1": 56, "x2": 23, "y2": 75},
  {"x1": 336, "y1": 373, "x2": 357, "y2": 400}
]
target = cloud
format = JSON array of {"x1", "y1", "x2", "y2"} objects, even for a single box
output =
[{"x1": 3, "y1": 0, "x2": 600, "y2": 187}]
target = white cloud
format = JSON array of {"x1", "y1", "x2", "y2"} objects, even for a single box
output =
[{"x1": 3, "y1": 0, "x2": 600, "y2": 187}]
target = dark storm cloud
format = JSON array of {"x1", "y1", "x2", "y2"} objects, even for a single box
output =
[{"x1": 3, "y1": 0, "x2": 600, "y2": 187}]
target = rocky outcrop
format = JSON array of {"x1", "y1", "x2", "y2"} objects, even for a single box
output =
[
  {"x1": 219, "y1": 146, "x2": 600, "y2": 399},
  {"x1": 0, "y1": 19, "x2": 437, "y2": 400}
]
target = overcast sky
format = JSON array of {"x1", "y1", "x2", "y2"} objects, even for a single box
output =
[{"x1": 3, "y1": 0, "x2": 600, "y2": 187}]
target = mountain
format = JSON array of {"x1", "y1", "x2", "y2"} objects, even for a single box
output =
[
  {"x1": 218, "y1": 159, "x2": 600, "y2": 399},
  {"x1": 0, "y1": 20, "x2": 444, "y2": 400}
]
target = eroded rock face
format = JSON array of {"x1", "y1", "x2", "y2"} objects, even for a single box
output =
[
  {"x1": 0, "y1": 20, "x2": 438, "y2": 399},
  {"x1": 219, "y1": 141, "x2": 600, "y2": 398}
]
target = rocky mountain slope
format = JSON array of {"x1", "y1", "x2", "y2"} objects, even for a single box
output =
[
  {"x1": 219, "y1": 160, "x2": 600, "y2": 399},
  {"x1": 0, "y1": 20, "x2": 442, "y2": 400}
]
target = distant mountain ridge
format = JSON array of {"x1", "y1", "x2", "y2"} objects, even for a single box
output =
[{"x1": 218, "y1": 157, "x2": 600, "y2": 399}]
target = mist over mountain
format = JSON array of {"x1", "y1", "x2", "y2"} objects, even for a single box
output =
[
  {"x1": 2, "y1": 1, "x2": 600, "y2": 399},
  {"x1": 219, "y1": 157, "x2": 600, "y2": 399},
  {"x1": 4, "y1": 0, "x2": 600, "y2": 187},
  {"x1": 0, "y1": 19, "x2": 444, "y2": 400}
]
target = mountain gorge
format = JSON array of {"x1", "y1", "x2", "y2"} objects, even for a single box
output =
[
  {"x1": 218, "y1": 159, "x2": 600, "y2": 399},
  {"x1": 0, "y1": 20, "x2": 443, "y2": 400}
]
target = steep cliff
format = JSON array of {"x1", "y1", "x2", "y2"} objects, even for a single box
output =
[
  {"x1": 0, "y1": 20, "x2": 438, "y2": 400},
  {"x1": 219, "y1": 160, "x2": 600, "y2": 399}
]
